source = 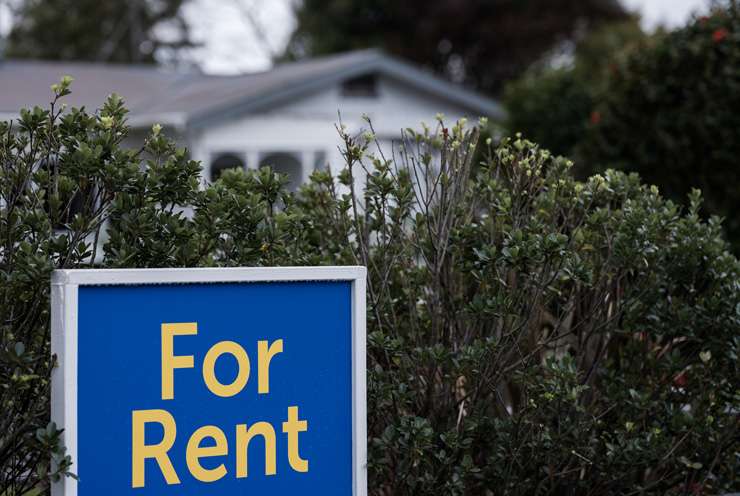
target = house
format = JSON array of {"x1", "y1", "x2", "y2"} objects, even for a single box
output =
[{"x1": 0, "y1": 49, "x2": 503, "y2": 189}]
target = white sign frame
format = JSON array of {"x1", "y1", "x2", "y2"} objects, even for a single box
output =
[{"x1": 51, "y1": 266, "x2": 367, "y2": 496}]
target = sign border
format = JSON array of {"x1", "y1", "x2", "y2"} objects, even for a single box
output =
[{"x1": 51, "y1": 266, "x2": 367, "y2": 496}]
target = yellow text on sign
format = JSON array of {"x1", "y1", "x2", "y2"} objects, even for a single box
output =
[
  {"x1": 131, "y1": 322, "x2": 307, "y2": 488},
  {"x1": 131, "y1": 406, "x2": 309, "y2": 487},
  {"x1": 160, "y1": 322, "x2": 284, "y2": 400}
]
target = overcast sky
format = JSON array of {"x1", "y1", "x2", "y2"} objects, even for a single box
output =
[
  {"x1": 1, "y1": 0, "x2": 714, "y2": 74},
  {"x1": 183, "y1": 0, "x2": 714, "y2": 74},
  {"x1": 623, "y1": 0, "x2": 712, "y2": 29}
]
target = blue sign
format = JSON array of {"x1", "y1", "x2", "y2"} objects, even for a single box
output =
[{"x1": 51, "y1": 267, "x2": 367, "y2": 496}]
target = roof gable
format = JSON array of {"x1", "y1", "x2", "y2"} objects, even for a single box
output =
[
  {"x1": 186, "y1": 50, "x2": 505, "y2": 128},
  {"x1": 0, "y1": 50, "x2": 504, "y2": 128}
]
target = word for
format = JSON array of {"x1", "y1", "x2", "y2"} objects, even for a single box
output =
[
  {"x1": 131, "y1": 322, "x2": 309, "y2": 488},
  {"x1": 160, "y1": 322, "x2": 284, "y2": 400}
]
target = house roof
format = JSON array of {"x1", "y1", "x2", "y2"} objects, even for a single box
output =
[{"x1": 0, "y1": 49, "x2": 504, "y2": 129}]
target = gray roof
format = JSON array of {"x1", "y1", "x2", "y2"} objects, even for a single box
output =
[{"x1": 0, "y1": 49, "x2": 504, "y2": 128}]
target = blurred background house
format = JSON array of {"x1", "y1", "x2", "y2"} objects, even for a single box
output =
[
  {"x1": 0, "y1": 0, "x2": 656, "y2": 189},
  {"x1": 2, "y1": 0, "x2": 735, "y2": 245},
  {"x1": 0, "y1": 49, "x2": 503, "y2": 189}
]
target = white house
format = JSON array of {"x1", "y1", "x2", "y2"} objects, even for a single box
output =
[{"x1": 0, "y1": 49, "x2": 503, "y2": 189}]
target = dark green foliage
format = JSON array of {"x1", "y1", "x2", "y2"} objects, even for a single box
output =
[
  {"x1": 0, "y1": 82, "x2": 305, "y2": 494},
  {"x1": 580, "y1": 2, "x2": 740, "y2": 247},
  {"x1": 284, "y1": 0, "x2": 631, "y2": 94},
  {"x1": 317, "y1": 124, "x2": 739, "y2": 494},
  {"x1": 504, "y1": 68, "x2": 594, "y2": 160},
  {"x1": 5, "y1": 0, "x2": 192, "y2": 63},
  {"x1": 504, "y1": 20, "x2": 647, "y2": 160},
  {"x1": 1, "y1": 88, "x2": 739, "y2": 494}
]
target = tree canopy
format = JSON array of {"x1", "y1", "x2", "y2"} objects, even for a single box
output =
[
  {"x1": 283, "y1": 0, "x2": 632, "y2": 94},
  {"x1": 579, "y1": 3, "x2": 740, "y2": 247},
  {"x1": 4, "y1": 0, "x2": 193, "y2": 64},
  {"x1": 504, "y1": 1, "x2": 740, "y2": 250},
  {"x1": 504, "y1": 19, "x2": 647, "y2": 160}
]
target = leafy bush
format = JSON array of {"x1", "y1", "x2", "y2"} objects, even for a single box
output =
[
  {"x1": 314, "y1": 124, "x2": 739, "y2": 494},
  {"x1": 580, "y1": 3, "x2": 740, "y2": 248},
  {"x1": 1, "y1": 86, "x2": 739, "y2": 494},
  {"x1": 0, "y1": 81, "x2": 305, "y2": 494}
]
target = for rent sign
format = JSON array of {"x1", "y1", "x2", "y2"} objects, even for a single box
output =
[{"x1": 51, "y1": 267, "x2": 366, "y2": 496}]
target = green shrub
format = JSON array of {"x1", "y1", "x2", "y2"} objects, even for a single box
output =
[
  {"x1": 579, "y1": 3, "x2": 740, "y2": 247},
  {"x1": 1, "y1": 87, "x2": 738, "y2": 494},
  {"x1": 0, "y1": 82, "x2": 305, "y2": 494},
  {"x1": 310, "y1": 123, "x2": 739, "y2": 494}
]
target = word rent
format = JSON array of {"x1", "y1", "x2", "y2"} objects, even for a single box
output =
[{"x1": 131, "y1": 323, "x2": 309, "y2": 488}]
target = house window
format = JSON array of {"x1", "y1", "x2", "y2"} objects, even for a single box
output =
[
  {"x1": 341, "y1": 74, "x2": 378, "y2": 97},
  {"x1": 210, "y1": 152, "x2": 245, "y2": 182},
  {"x1": 259, "y1": 152, "x2": 303, "y2": 192}
]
